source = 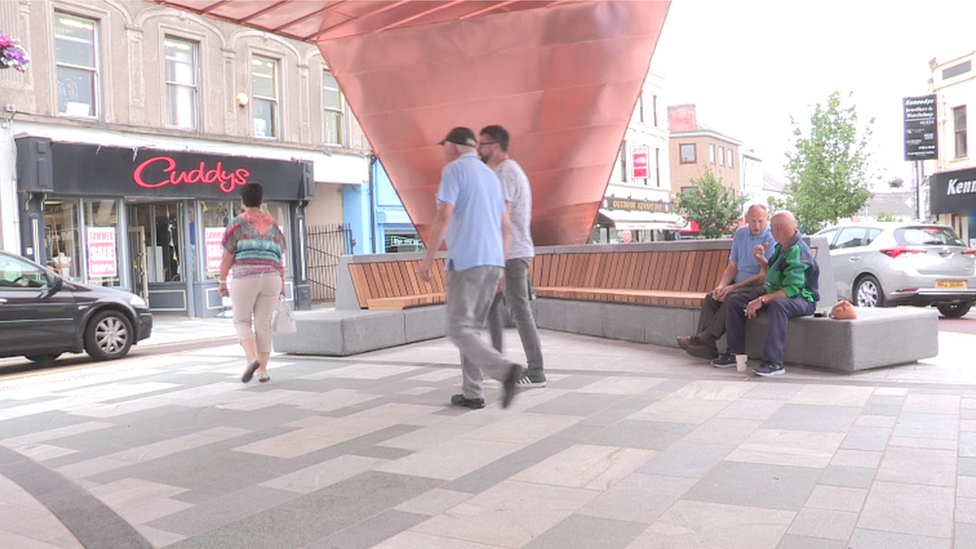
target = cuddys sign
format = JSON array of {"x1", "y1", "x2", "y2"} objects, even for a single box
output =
[{"x1": 134, "y1": 157, "x2": 250, "y2": 194}]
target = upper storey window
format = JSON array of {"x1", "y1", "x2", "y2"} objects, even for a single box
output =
[
  {"x1": 164, "y1": 37, "x2": 198, "y2": 130},
  {"x1": 252, "y1": 55, "x2": 279, "y2": 138},
  {"x1": 323, "y1": 69, "x2": 344, "y2": 145},
  {"x1": 55, "y1": 13, "x2": 99, "y2": 118}
]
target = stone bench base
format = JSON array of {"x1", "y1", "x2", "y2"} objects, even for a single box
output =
[
  {"x1": 277, "y1": 298, "x2": 938, "y2": 372},
  {"x1": 742, "y1": 307, "x2": 938, "y2": 372},
  {"x1": 534, "y1": 298, "x2": 939, "y2": 372},
  {"x1": 272, "y1": 306, "x2": 446, "y2": 356}
]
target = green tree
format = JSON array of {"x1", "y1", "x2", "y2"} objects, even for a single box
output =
[
  {"x1": 773, "y1": 91, "x2": 875, "y2": 234},
  {"x1": 875, "y1": 211, "x2": 897, "y2": 222},
  {"x1": 674, "y1": 167, "x2": 744, "y2": 239}
]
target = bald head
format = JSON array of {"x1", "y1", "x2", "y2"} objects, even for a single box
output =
[{"x1": 770, "y1": 211, "x2": 798, "y2": 247}]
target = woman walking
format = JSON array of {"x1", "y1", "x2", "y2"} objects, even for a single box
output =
[{"x1": 218, "y1": 182, "x2": 286, "y2": 383}]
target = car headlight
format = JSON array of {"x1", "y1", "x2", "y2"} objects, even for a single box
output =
[{"x1": 130, "y1": 295, "x2": 148, "y2": 309}]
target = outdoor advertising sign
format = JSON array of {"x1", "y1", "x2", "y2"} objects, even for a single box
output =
[
  {"x1": 632, "y1": 147, "x2": 648, "y2": 179},
  {"x1": 903, "y1": 95, "x2": 938, "y2": 161},
  {"x1": 205, "y1": 228, "x2": 226, "y2": 273},
  {"x1": 87, "y1": 227, "x2": 117, "y2": 278}
]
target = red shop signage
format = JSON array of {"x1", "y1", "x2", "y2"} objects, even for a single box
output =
[{"x1": 133, "y1": 156, "x2": 250, "y2": 194}]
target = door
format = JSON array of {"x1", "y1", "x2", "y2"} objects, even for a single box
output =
[
  {"x1": 0, "y1": 253, "x2": 76, "y2": 352},
  {"x1": 128, "y1": 226, "x2": 148, "y2": 301},
  {"x1": 831, "y1": 227, "x2": 869, "y2": 300}
]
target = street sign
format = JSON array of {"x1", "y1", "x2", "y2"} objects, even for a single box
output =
[{"x1": 903, "y1": 95, "x2": 938, "y2": 161}]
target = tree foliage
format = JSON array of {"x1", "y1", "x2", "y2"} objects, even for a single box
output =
[
  {"x1": 674, "y1": 167, "x2": 744, "y2": 239},
  {"x1": 772, "y1": 91, "x2": 875, "y2": 234}
]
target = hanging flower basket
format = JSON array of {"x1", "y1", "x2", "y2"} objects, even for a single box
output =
[{"x1": 0, "y1": 31, "x2": 30, "y2": 72}]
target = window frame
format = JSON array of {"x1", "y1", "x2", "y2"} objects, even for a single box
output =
[
  {"x1": 954, "y1": 105, "x2": 968, "y2": 159},
  {"x1": 679, "y1": 143, "x2": 696, "y2": 164},
  {"x1": 163, "y1": 36, "x2": 199, "y2": 130},
  {"x1": 251, "y1": 54, "x2": 280, "y2": 139},
  {"x1": 54, "y1": 12, "x2": 100, "y2": 119},
  {"x1": 727, "y1": 148, "x2": 734, "y2": 168},
  {"x1": 708, "y1": 143, "x2": 716, "y2": 164},
  {"x1": 718, "y1": 146, "x2": 725, "y2": 166},
  {"x1": 322, "y1": 68, "x2": 344, "y2": 146}
]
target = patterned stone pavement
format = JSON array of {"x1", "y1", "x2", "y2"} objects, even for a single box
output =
[{"x1": 1, "y1": 318, "x2": 976, "y2": 548}]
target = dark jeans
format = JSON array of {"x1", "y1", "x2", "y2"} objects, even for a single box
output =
[{"x1": 725, "y1": 290, "x2": 815, "y2": 365}]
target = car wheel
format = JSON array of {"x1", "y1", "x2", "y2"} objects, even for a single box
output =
[
  {"x1": 24, "y1": 354, "x2": 61, "y2": 367},
  {"x1": 84, "y1": 309, "x2": 134, "y2": 361},
  {"x1": 854, "y1": 275, "x2": 885, "y2": 308},
  {"x1": 937, "y1": 302, "x2": 973, "y2": 318}
]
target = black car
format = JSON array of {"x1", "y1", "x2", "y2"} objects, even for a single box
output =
[{"x1": 0, "y1": 250, "x2": 152, "y2": 364}]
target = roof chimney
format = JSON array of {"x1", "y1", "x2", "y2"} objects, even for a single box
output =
[{"x1": 668, "y1": 104, "x2": 697, "y2": 132}]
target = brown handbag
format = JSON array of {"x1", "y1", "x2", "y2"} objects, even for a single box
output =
[{"x1": 829, "y1": 299, "x2": 857, "y2": 320}]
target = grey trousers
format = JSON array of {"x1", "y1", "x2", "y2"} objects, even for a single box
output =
[
  {"x1": 446, "y1": 265, "x2": 510, "y2": 399},
  {"x1": 725, "y1": 289, "x2": 815, "y2": 365},
  {"x1": 696, "y1": 285, "x2": 762, "y2": 342},
  {"x1": 488, "y1": 258, "x2": 544, "y2": 376}
]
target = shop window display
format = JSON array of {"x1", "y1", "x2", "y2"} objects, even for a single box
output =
[
  {"x1": 83, "y1": 199, "x2": 120, "y2": 286},
  {"x1": 43, "y1": 200, "x2": 80, "y2": 281}
]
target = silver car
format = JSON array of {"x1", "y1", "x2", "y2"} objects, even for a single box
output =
[{"x1": 814, "y1": 223, "x2": 976, "y2": 318}]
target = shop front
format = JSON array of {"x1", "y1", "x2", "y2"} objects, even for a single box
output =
[
  {"x1": 592, "y1": 196, "x2": 685, "y2": 243},
  {"x1": 931, "y1": 166, "x2": 976, "y2": 247},
  {"x1": 15, "y1": 137, "x2": 314, "y2": 316}
]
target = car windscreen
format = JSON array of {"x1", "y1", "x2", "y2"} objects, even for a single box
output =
[{"x1": 894, "y1": 226, "x2": 966, "y2": 247}]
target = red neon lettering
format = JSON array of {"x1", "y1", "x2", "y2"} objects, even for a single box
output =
[{"x1": 132, "y1": 156, "x2": 249, "y2": 193}]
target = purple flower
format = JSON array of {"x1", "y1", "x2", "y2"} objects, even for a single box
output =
[{"x1": 0, "y1": 31, "x2": 30, "y2": 72}]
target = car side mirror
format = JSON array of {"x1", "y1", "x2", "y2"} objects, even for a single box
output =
[{"x1": 47, "y1": 271, "x2": 63, "y2": 292}]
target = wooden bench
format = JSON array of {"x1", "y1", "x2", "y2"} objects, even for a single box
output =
[
  {"x1": 530, "y1": 248, "x2": 728, "y2": 308},
  {"x1": 276, "y1": 239, "x2": 937, "y2": 370},
  {"x1": 348, "y1": 258, "x2": 447, "y2": 310}
]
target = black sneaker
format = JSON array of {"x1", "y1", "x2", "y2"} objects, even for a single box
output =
[
  {"x1": 502, "y1": 363, "x2": 523, "y2": 409},
  {"x1": 516, "y1": 372, "x2": 547, "y2": 388},
  {"x1": 711, "y1": 353, "x2": 736, "y2": 368},
  {"x1": 451, "y1": 394, "x2": 485, "y2": 409},
  {"x1": 754, "y1": 361, "x2": 785, "y2": 377}
]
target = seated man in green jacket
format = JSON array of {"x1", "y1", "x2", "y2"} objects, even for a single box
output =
[{"x1": 711, "y1": 211, "x2": 820, "y2": 377}]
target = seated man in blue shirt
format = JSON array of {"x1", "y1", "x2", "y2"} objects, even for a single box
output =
[
  {"x1": 679, "y1": 204, "x2": 774, "y2": 359},
  {"x1": 712, "y1": 210, "x2": 820, "y2": 376}
]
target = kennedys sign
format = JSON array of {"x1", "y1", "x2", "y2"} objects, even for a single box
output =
[
  {"x1": 903, "y1": 95, "x2": 938, "y2": 161},
  {"x1": 931, "y1": 167, "x2": 976, "y2": 214}
]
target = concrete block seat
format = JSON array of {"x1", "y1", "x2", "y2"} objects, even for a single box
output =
[
  {"x1": 273, "y1": 305, "x2": 446, "y2": 356},
  {"x1": 742, "y1": 306, "x2": 939, "y2": 372},
  {"x1": 273, "y1": 252, "x2": 448, "y2": 356}
]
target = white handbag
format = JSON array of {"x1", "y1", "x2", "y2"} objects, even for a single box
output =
[{"x1": 272, "y1": 298, "x2": 297, "y2": 334}]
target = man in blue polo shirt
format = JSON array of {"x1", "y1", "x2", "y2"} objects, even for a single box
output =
[
  {"x1": 420, "y1": 127, "x2": 523, "y2": 409},
  {"x1": 678, "y1": 204, "x2": 775, "y2": 359}
]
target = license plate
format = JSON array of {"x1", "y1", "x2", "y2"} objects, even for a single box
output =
[{"x1": 935, "y1": 279, "x2": 967, "y2": 289}]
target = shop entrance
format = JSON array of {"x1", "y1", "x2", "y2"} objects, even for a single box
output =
[{"x1": 128, "y1": 202, "x2": 187, "y2": 312}]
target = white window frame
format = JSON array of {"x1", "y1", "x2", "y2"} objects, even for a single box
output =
[
  {"x1": 727, "y1": 149, "x2": 734, "y2": 168},
  {"x1": 55, "y1": 12, "x2": 100, "y2": 119},
  {"x1": 954, "y1": 105, "x2": 968, "y2": 159},
  {"x1": 718, "y1": 146, "x2": 725, "y2": 166},
  {"x1": 709, "y1": 143, "x2": 716, "y2": 163},
  {"x1": 251, "y1": 55, "x2": 279, "y2": 139},
  {"x1": 323, "y1": 69, "x2": 344, "y2": 146},
  {"x1": 164, "y1": 36, "x2": 199, "y2": 130}
]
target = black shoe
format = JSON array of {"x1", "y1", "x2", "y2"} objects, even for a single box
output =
[
  {"x1": 242, "y1": 358, "x2": 260, "y2": 383},
  {"x1": 451, "y1": 394, "x2": 485, "y2": 409},
  {"x1": 754, "y1": 361, "x2": 785, "y2": 377},
  {"x1": 686, "y1": 342, "x2": 719, "y2": 360},
  {"x1": 502, "y1": 363, "x2": 522, "y2": 409},
  {"x1": 711, "y1": 353, "x2": 736, "y2": 368}
]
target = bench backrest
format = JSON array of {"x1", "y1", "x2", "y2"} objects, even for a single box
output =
[
  {"x1": 530, "y1": 248, "x2": 728, "y2": 293},
  {"x1": 347, "y1": 258, "x2": 446, "y2": 309}
]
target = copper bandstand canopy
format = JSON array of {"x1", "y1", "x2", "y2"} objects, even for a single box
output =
[{"x1": 152, "y1": 1, "x2": 671, "y2": 246}]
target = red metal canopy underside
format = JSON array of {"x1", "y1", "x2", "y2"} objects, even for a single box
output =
[{"x1": 152, "y1": 1, "x2": 670, "y2": 246}]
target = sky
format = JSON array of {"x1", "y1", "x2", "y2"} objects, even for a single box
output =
[{"x1": 652, "y1": 0, "x2": 976, "y2": 191}]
